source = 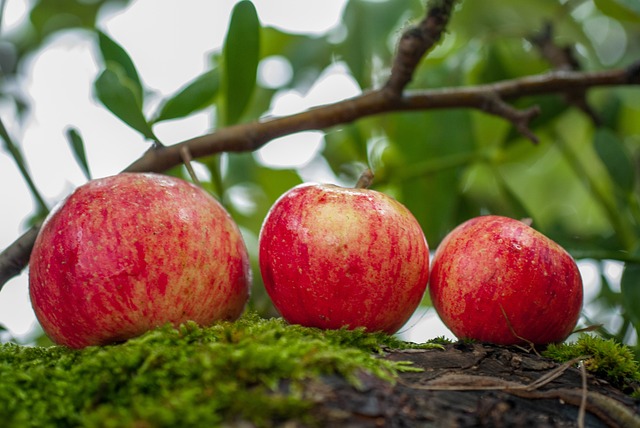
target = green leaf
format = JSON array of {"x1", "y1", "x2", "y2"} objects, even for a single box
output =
[
  {"x1": 323, "y1": 124, "x2": 368, "y2": 179},
  {"x1": 221, "y1": 0, "x2": 260, "y2": 125},
  {"x1": 492, "y1": 165, "x2": 534, "y2": 222},
  {"x1": 594, "y1": 0, "x2": 640, "y2": 23},
  {"x1": 65, "y1": 127, "x2": 91, "y2": 180},
  {"x1": 260, "y1": 27, "x2": 333, "y2": 86},
  {"x1": 94, "y1": 64, "x2": 158, "y2": 141},
  {"x1": 153, "y1": 69, "x2": 220, "y2": 123},
  {"x1": 593, "y1": 128, "x2": 635, "y2": 194},
  {"x1": 0, "y1": 117, "x2": 48, "y2": 213},
  {"x1": 620, "y1": 262, "x2": 640, "y2": 328},
  {"x1": 97, "y1": 30, "x2": 143, "y2": 101},
  {"x1": 384, "y1": 110, "x2": 477, "y2": 246}
]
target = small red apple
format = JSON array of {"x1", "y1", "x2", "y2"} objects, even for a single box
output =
[
  {"x1": 258, "y1": 177, "x2": 429, "y2": 334},
  {"x1": 429, "y1": 215, "x2": 583, "y2": 345},
  {"x1": 29, "y1": 172, "x2": 251, "y2": 348}
]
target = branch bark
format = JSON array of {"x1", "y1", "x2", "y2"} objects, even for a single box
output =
[{"x1": 2, "y1": 0, "x2": 640, "y2": 290}]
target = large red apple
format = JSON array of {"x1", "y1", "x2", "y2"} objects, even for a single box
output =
[
  {"x1": 429, "y1": 215, "x2": 583, "y2": 345},
  {"x1": 29, "y1": 172, "x2": 251, "y2": 348},
  {"x1": 259, "y1": 180, "x2": 429, "y2": 334}
]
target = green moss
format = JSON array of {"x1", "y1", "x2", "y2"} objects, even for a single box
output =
[
  {"x1": 543, "y1": 334, "x2": 640, "y2": 397},
  {"x1": 0, "y1": 313, "x2": 438, "y2": 427}
]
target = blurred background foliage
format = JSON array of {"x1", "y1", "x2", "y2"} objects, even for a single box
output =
[{"x1": 3, "y1": 0, "x2": 640, "y2": 348}]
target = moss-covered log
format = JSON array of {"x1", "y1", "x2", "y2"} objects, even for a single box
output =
[{"x1": 0, "y1": 314, "x2": 638, "y2": 427}]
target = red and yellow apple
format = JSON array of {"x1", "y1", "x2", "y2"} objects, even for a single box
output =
[
  {"x1": 429, "y1": 215, "x2": 583, "y2": 345},
  {"x1": 29, "y1": 172, "x2": 251, "y2": 348},
  {"x1": 259, "y1": 181, "x2": 429, "y2": 334}
]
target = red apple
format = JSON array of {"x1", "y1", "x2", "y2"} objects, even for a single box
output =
[
  {"x1": 29, "y1": 172, "x2": 251, "y2": 348},
  {"x1": 258, "y1": 181, "x2": 429, "y2": 334},
  {"x1": 429, "y1": 215, "x2": 583, "y2": 345}
]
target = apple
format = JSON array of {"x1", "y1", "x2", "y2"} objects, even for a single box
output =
[
  {"x1": 258, "y1": 175, "x2": 430, "y2": 334},
  {"x1": 29, "y1": 172, "x2": 251, "y2": 348},
  {"x1": 429, "y1": 215, "x2": 583, "y2": 345}
]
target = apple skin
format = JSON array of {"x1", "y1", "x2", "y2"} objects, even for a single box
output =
[
  {"x1": 258, "y1": 183, "x2": 429, "y2": 334},
  {"x1": 429, "y1": 215, "x2": 583, "y2": 345},
  {"x1": 29, "y1": 173, "x2": 251, "y2": 348}
]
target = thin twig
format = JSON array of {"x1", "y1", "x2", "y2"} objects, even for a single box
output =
[
  {"x1": 499, "y1": 304, "x2": 539, "y2": 355},
  {"x1": 525, "y1": 356, "x2": 587, "y2": 391},
  {"x1": 578, "y1": 361, "x2": 588, "y2": 428},
  {"x1": 529, "y1": 22, "x2": 601, "y2": 126},
  {"x1": 355, "y1": 169, "x2": 375, "y2": 189},
  {"x1": 400, "y1": 356, "x2": 584, "y2": 391},
  {"x1": 385, "y1": 0, "x2": 458, "y2": 95},
  {"x1": 179, "y1": 146, "x2": 201, "y2": 187},
  {"x1": 480, "y1": 93, "x2": 541, "y2": 144}
]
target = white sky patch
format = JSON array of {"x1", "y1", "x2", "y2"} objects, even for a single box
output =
[
  {"x1": 603, "y1": 260, "x2": 623, "y2": 292},
  {"x1": 1, "y1": 0, "x2": 30, "y2": 33},
  {"x1": 100, "y1": 0, "x2": 236, "y2": 94},
  {"x1": 258, "y1": 55, "x2": 293, "y2": 89},
  {"x1": 256, "y1": 62, "x2": 361, "y2": 169},
  {"x1": 0, "y1": 273, "x2": 34, "y2": 339},
  {"x1": 255, "y1": 131, "x2": 325, "y2": 169},
  {"x1": 304, "y1": 61, "x2": 362, "y2": 106},
  {"x1": 580, "y1": 260, "x2": 600, "y2": 304},
  {"x1": 256, "y1": 60, "x2": 363, "y2": 170},
  {"x1": 399, "y1": 307, "x2": 455, "y2": 343},
  {"x1": 251, "y1": 0, "x2": 347, "y2": 35}
]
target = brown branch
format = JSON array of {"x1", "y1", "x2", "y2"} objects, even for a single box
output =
[
  {"x1": 126, "y1": 66, "x2": 640, "y2": 175},
  {"x1": 384, "y1": 0, "x2": 457, "y2": 95},
  {"x1": 481, "y1": 94, "x2": 541, "y2": 144},
  {"x1": 179, "y1": 146, "x2": 200, "y2": 186},
  {"x1": 529, "y1": 22, "x2": 602, "y2": 126},
  {"x1": 0, "y1": 226, "x2": 40, "y2": 288}
]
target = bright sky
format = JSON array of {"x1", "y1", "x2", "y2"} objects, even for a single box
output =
[{"x1": 0, "y1": 0, "x2": 616, "y2": 344}]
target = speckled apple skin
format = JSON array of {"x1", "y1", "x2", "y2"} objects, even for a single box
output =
[
  {"x1": 259, "y1": 184, "x2": 429, "y2": 334},
  {"x1": 429, "y1": 215, "x2": 583, "y2": 345},
  {"x1": 29, "y1": 173, "x2": 251, "y2": 348}
]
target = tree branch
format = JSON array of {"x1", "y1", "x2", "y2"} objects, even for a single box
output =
[
  {"x1": 0, "y1": 226, "x2": 40, "y2": 288},
  {"x1": 125, "y1": 65, "x2": 640, "y2": 175},
  {"x1": 384, "y1": 0, "x2": 457, "y2": 95},
  {"x1": 529, "y1": 22, "x2": 602, "y2": 126}
]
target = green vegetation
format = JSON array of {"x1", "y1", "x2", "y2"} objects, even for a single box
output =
[
  {"x1": 0, "y1": 313, "x2": 437, "y2": 427},
  {"x1": 543, "y1": 334, "x2": 640, "y2": 397}
]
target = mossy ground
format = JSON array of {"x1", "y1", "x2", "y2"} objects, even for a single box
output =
[
  {"x1": 1, "y1": 314, "x2": 638, "y2": 427},
  {"x1": 0, "y1": 313, "x2": 437, "y2": 427},
  {"x1": 543, "y1": 333, "x2": 640, "y2": 397}
]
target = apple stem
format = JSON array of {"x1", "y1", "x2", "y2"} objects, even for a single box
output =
[
  {"x1": 180, "y1": 146, "x2": 201, "y2": 186},
  {"x1": 355, "y1": 169, "x2": 375, "y2": 189}
]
